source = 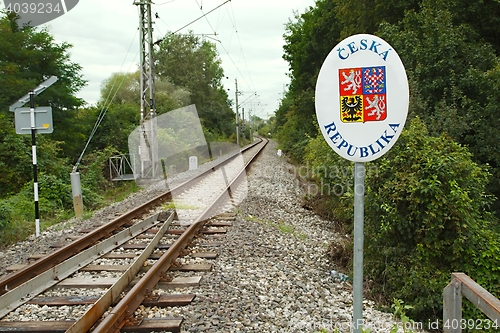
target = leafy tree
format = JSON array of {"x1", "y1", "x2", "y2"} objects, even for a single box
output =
[
  {"x1": 283, "y1": 0, "x2": 341, "y2": 95},
  {"x1": 0, "y1": 114, "x2": 32, "y2": 197},
  {"x1": 155, "y1": 32, "x2": 234, "y2": 136},
  {"x1": 433, "y1": 0, "x2": 500, "y2": 55},
  {"x1": 98, "y1": 71, "x2": 191, "y2": 115},
  {"x1": 277, "y1": 0, "x2": 343, "y2": 160},
  {"x1": 98, "y1": 72, "x2": 140, "y2": 107},
  {"x1": 78, "y1": 71, "x2": 192, "y2": 155},
  {"x1": 76, "y1": 104, "x2": 138, "y2": 155},
  {"x1": 280, "y1": 0, "x2": 500, "y2": 324},
  {"x1": 378, "y1": 3, "x2": 497, "y2": 116},
  {"x1": 333, "y1": 0, "x2": 419, "y2": 38},
  {"x1": 0, "y1": 12, "x2": 87, "y2": 158},
  {"x1": 0, "y1": 13, "x2": 147, "y2": 246},
  {"x1": 378, "y1": 1, "x2": 500, "y2": 210},
  {"x1": 275, "y1": 105, "x2": 311, "y2": 162}
]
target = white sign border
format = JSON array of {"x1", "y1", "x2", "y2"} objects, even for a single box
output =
[{"x1": 315, "y1": 34, "x2": 409, "y2": 162}]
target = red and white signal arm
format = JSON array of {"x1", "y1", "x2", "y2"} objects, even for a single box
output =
[{"x1": 315, "y1": 34, "x2": 409, "y2": 162}]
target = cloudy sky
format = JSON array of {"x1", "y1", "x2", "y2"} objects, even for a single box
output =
[{"x1": 41, "y1": 0, "x2": 317, "y2": 119}]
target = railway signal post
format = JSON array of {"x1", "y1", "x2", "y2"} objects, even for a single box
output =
[{"x1": 9, "y1": 76, "x2": 58, "y2": 237}]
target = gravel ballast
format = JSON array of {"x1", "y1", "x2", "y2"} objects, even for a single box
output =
[
  {"x1": 157, "y1": 140, "x2": 422, "y2": 333},
  {"x1": 0, "y1": 139, "x2": 426, "y2": 333}
]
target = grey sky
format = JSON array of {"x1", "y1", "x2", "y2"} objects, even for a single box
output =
[{"x1": 42, "y1": 0, "x2": 316, "y2": 119}]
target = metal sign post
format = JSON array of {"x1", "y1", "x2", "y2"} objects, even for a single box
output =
[
  {"x1": 353, "y1": 162, "x2": 365, "y2": 330},
  {"x1": 315, "y1": 34, "x2": 409, "y2": 332},
  {"x1": 10, "y1": 76, "x2": 58, "y2": 237}
]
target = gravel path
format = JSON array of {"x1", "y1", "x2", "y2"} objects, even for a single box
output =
[{"x1": 0, "y1": 139, "x2": 426, "y2": 332}]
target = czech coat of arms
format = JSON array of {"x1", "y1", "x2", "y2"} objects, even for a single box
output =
[{"x1": 339, "y1": 66, "x2": 387, "y2": 123}]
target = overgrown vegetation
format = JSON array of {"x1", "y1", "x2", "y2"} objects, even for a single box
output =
[
  {"x1": 364, "y1": 118, "x2": 499, "y2": 323},
  {"x1": 0, "y1": 148, "x2": 141, "y2": 247},
  {"x1": 302, "y1": 118, "x2": 500, "y2": 327}
]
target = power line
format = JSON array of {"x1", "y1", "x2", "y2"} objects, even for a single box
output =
[
  {"x1": 73, "y1": 30, "x2": 139, "y2": 172},
  {"x1": 174, "y1": 0, "x2": 230, "y2": 34},
  {"x1": 155, "y1": 0, "x2": 176, "y2": 5},
  {"x1": 149, "y1": 0, "x2": 267, "y2": 117},
  {"x1": 152, "y1": 0, "x2": 230, "y2": 46},
  {"x1": 223, "y1": 3, "x2": 256, "y2": 94}
]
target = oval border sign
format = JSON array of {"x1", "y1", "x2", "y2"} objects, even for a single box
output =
[{"x1": 315, "y1": 34, "x2": 409, "y2": 162}]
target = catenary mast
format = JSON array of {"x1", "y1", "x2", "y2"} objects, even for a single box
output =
[{"x1": 134, "y1": 0, "x2": 157, "y2": 178}]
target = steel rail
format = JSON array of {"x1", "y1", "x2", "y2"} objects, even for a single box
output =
[
  {"x1": 66, "y1": 211, "x2": 176, "y2": 333},
  {"x1": 92, "y1": 138, "x2": 268, "y2": 333},
  {"x1": 0, "y1": 213, "x2": 161, "y2": 319},
  {"x1": 0, "y1": 139, "x2": 262, "y2": 295}
]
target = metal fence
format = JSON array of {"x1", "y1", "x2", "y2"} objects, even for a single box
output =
[{"x1": 109, "y1": 155, "x2": 135, "y2": 181}]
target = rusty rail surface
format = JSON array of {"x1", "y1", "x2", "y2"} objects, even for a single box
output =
[
  {"x1": 93, "y1": 138, "x2": 268, "y2": 333},
  {"x1": 0, "y1": 139, "x2": 263, "y2": 295},
  {"x1": 443, "y1": 272, "x2": 500, "y2": 333}
]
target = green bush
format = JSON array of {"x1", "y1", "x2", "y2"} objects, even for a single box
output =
[
  {"x1": 0, "y1": 191, "x2": 37, "y2": 246},
  {"x1": 303, "y1": 134, "x2": 380, "y2": 228},
  {"x1": 37, "y1": 174, "x2": 73, "y2": 214},
  {"x1": 303, "y1": 134, "x2": 354, "y2": 226},
  {"x1": 0, "y1": 200, "x2": 12, "y2": 231},
  {"x1": 364, "y1": 117, "x2": 500, "y2": 324},
  {"x1": 302, "y1": 117, "x2": 500, "y2": 326},
  {"x1": 79, "y1": 147, "x2": 118, "y2": 192},
  {"x1": 275, "y1": 108, "x2": 314, "y2": 162}
]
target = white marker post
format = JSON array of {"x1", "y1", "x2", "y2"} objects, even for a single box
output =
[
  {"x1": 29, "y1": 91, "x2": 40, "y2": 236},
  {"x1": 315, "y1": 34, "x2": 409, "y2": 332},
  {"x1": 189, "y1": 156, "x2": 198, "y2": 170}
]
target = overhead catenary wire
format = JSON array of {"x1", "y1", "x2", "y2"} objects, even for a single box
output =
[
  {"x1": 215, "y1": 2, "x2": 265, "y2": 115},
  {"x1": 173, "y1": 0, "x2": 230, "y2": 35},
  {"x1": 222, "y1": 2, "x2": 256, "y2": 92},
  {"x1": 152, "y1": 0, "x2": 256, "y2": 109},
  {"x1": 151, "y1": 6, "x2": 173, "y2": 33},
  {"x1": 72, "y1": 29, "x2": 139, "y2": 173},
  {"x1": 149, "y1": 0, "x2": 268, "y2": 117},
  {"x1": 197, "y1": 0, "x2": 265, "y2": 115},
  {"x1": 152, "y1": 1, "x2": 230, "y2": 46}
]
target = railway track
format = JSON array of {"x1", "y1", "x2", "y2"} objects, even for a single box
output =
[{"x1": 0, "y1": 138, "x2": 267, "y2": 333}]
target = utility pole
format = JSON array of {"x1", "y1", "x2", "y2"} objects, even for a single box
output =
[
  {"x1": 234, "y1": 78, "x2": 240, "y2": 146},
  {"x1": 249, "y1": 108, "x2": 253, "y2": 140},
  {"x1": 241, "y1": 107, "x2": 246, "y2": 142},
  {"x1": 134, "y1": 0, "x2": 157, "y2": 178}
]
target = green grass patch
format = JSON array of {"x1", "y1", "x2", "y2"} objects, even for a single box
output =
[
  {"x1": 162, "y1": 201, "x2": 200, "y2": 210},
  {"x1": 0, "y1": 180, "x2": 142, "y2": 249},
  {"x1": 244, "y1": 215, "x2": 308, "y2": 241},
  {"x1": 103, "y1": 181, "x2": 141, "y2": 204}
]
